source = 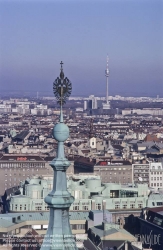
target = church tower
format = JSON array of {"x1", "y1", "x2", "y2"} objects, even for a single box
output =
[{"x1": 89, "y1": 118, "x2": 96, "y2": 149}]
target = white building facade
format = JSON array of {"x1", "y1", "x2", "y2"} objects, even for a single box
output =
[{"x1": 149, "y1": 162, "x2": 163, "y2": 189}]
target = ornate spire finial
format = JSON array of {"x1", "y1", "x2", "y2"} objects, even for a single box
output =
[
  {"x1": 60, "y1": 61, "x2": 64, "y2": 79},
  {"x1": 60, "y1": 61, "x2": 64, "y2": 80},
  {"x1": 53, "y1": 62, "x2": 72, "y2": 106},
  {"x1": 60, "y1": 60, "x2": 63, "y2": 68}
]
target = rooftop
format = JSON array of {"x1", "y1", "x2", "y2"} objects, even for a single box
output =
[{"x1": 0, "y1": 211, "x2": 90, "y2": 229}]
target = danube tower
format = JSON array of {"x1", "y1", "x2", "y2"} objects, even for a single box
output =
[
  {"x1": 41, "y1": 62, "x2": 78, "y2": 250},
  {"x1": 103, "y1": 55, "x2": 111, "y2": 109}
]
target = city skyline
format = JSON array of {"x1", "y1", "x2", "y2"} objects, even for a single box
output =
[{"x1": 0, "y1": 0, "x2": 163, "y2": 97}]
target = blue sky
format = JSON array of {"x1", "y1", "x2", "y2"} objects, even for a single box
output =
[{"x1": 0, "y1": 0, "x2": 163, "y2": 97}]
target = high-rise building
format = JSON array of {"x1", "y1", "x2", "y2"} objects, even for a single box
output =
[{"x1": 83, "y1": 100, "x2": 87, "y2": 110}]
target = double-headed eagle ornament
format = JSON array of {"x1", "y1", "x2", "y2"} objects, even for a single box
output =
[{"x1": 53, "y1": 61, "x2": 72, "y2": 106}]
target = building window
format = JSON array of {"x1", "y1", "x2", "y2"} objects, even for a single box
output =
[
  {"x1": 110, "y1": 191, "x2": 116, "y2": 198},
  {"x1": 35, "y1": 206, "x2": 42, "y2": 211},
  {"x1": 15, "y1": 205, "x2": 17, "y2": 211},
  {"x1": 24, "y1": 204, "x2": 26, "y2": 210},
  {"x1": 73, "y1": 204, "x2": 79, "y2": 211},
  {"x1": 122, "y1": 204, "x2": 127, "y2": 209},
  {"x1": 82, "y1": 203, "x2": 89, "y2": 210},
  {"x1": 76, "y1": 224, "x2": 85, "y2": 230},
  {"x1": 115, "y1": 204, "x2": 120, "y2": 209},
  {"x1": 20, "y1": 205, "x2": 22, "y2": 211},
  {"x1": 157, "y1": 202, "x2": 163, "y2": 206},
  {"x1": 96, "y1": 203, "x2": 101, "y2": 210},
  {"x1": 138, "y1": 204, "x2": 143, "y2": 208},
  {"x1": 130, "y1": 204, "x2": 135, "y2": 209},
  {"x1": 71, "y1": 224, "x2": 85, "y2": 230}
]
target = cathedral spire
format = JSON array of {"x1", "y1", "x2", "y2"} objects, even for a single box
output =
[{"x1": 41, "y1": 62, "x2": 77, "y2": 250}]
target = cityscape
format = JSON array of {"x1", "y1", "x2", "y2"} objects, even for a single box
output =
[{"x1": 0, "y1": 0, "x2": 163, "y2": 250}]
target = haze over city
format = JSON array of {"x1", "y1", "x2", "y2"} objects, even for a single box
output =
[
  {"x1": 1, "y1": 1, "x2": 163, "y2": 249},
  {"x1": 0, "y1": 0, "x2": 163, "y2": 97}
]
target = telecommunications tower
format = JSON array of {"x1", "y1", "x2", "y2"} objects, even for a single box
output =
[{"x1": 103, "y1": 55, "x2": 110, "y2": 109}]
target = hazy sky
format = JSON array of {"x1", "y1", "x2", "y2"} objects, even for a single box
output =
[{"x1": 0, "y1": 0, "x2": 163, "y2": 97}]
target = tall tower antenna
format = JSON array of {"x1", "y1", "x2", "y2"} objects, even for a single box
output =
[
  {"x1": 103, "y1": 55, "x2": 111, "y2": 110},
  {"x1": 105, "y1": 55, "x2": 109, "y2": 104}
]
